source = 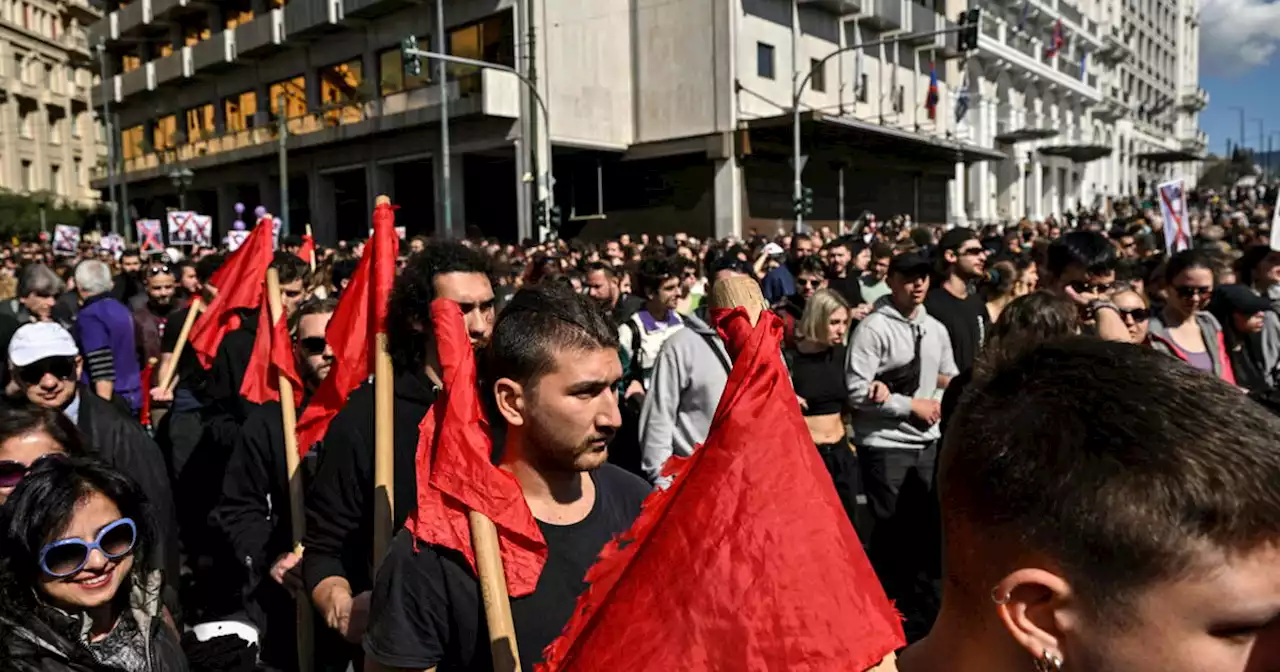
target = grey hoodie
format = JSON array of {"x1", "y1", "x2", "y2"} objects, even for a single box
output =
[
  {"x1": 845, "y1": 296, "x2": 958, "y2": 450},
  {"x1": 638, "y1": 312, "x2": 732, "y2": 485}
]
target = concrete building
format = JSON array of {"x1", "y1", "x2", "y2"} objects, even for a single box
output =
[
  {"x1": 0, "y1": 0, "x2": 102, "y2": 206},
  {"x1": 89, "y1": 0, "x2": 1017, "y2": 242}
]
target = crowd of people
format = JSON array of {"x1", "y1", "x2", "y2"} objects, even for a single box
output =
[{"x1": 0, "y1": 181, "x2": 1277, "y2": 672}]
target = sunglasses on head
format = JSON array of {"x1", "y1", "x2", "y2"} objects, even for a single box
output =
[
  {"x1": 39, "y1": 517, "x2": 137, "y2": 579},
  {"x1": 0, "y1": 460, "x2": 31, "y2": 488},
  {"x1": 16, "y1": 357, "x2": 76, "y2": 383},
  {"x1": 1173, "y1": 285, "x2": 1213, "y2": 299},
  {"x1": 146, "y1": 264, "x2": 171, "y2": 276},
  {"x1": 299, "y1": 337, "x2": 327, "y2": 356},
  {"x1": 1069, "y1": 280, "x2": 1114, "y2": 295}
]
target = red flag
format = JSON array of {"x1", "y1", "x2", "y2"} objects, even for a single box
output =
[
  {"x1": 190, "y1": 217, "x2": 275, "y2": 368},
  {"x1": 240, "y1": 280, "x2": 303, "y2": 405},
  {"x1": 538, "y1": 308, "x2": 904, "y2": 672},
  {"x1": 299, "y1": 234, "x2": 316, "y2": 267},
  {"x1": 1045, "y1": 19, "x2": 1064, "y2": 58},
  {"x1": 293, "y1": 202, "x2": 399, "y2": 455},
  {"x1": 404, "y1": 299, "x2": 547, "y2": 597}
]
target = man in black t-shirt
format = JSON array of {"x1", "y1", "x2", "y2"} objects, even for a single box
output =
[
  {"x1": 364, "y1": 282, "x2": 651, "y2": 672},
  {"x1": 924, "y1": 229, "x2": 990, "y2": 373}
]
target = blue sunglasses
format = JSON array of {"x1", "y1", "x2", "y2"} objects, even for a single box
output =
[{"x1": 39, "y1": 518, "x2": 137, "y2": 579}]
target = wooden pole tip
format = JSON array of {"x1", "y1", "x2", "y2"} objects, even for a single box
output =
[
  {"x1": 710, "y1": 276, "x2": 767, "y2": 326},
  {"x1": 375, "y1": 195, "x2": 391, "y2": 206}
]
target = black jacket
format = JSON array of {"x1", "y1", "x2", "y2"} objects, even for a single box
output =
[
  {"x1": 301, "y1": 369, "x2": 437, "y2": 596},
  {"x1": 76, "y1": 389, "x2": 181, "y2": 613},
  {"x1": 204, "y1": 312, "x2": 260, "y2": 453},
  {"x1": 0, "y1": 571, "x2": 187, "y2": 672}
]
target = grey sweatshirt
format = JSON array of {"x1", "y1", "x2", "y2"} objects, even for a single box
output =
[
  {"x1": 845, "y1": 297, "x2": 958, "y2": 450},
  {"x1": 638, "y1": 313, "x2": 731, "y2": 485}
]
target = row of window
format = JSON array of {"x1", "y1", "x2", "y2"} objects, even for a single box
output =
[
  {"x1": 15, "y1": 157, "x2": 84, "y2": 195},
  {"x1": 117, "y1": 12, "x2": 513, "y2": 160},
  {"x1": 754, "y1": 42, "x2": 830, "y2": 93}
]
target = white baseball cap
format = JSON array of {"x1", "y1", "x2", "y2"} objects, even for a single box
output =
[
  {"x1": 763, "y1": 242, "x2": 785, "y2": 256},
  {"x1": 9, "y1": 322, "x2": 78, "y2": 367}
]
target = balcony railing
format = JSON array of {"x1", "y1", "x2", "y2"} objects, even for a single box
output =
[
  {"x1": 153, "y1": 47, "x2": 190, "y2": 84},
  {"x1": 96, "y1": 69, "x2": 520, "y2": 180},
  {"x1": 905, "y1": 2, "x2": 940, "y2": 44},
  {"x1": 190, "y1": 31, "x2": 236, "y2": 72},
  {"x1": 151, "y1": 0, "x2": 192, "y2": 21},
  {"x1": 115, "y1": 0, "x2": 149, "y2": 37},
  {"x1": 797, "y1": 0, "x2": 862, "y2": 13},
  {"x1": 285, "y1": 0, "x2": 344, "y2": 38},
  {"x1": 1059, "y1": 1, "x2": 1082, "y2": 27},
  {"x1": 118, "y1": 63, "x2": 152, "y2": 98},
  {"x1": 235, "y1": 9, "x2": 285, "y2": 57},
  {"x1": 863, "y1": 0, "x2": 903, "y2": 31}
]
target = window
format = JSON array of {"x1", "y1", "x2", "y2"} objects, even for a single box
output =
[
  {"x1": 379, "y1": 36, "x2": 431, "y2": 96},
  {"x1": 224, "y1": 8, "x2": 253, "y2": 30},
  {"x1": 73, "y1": 158, "x2": 81, "y2": 188},
  {"x1": 12, "y1": 53, "x2": 22, "y2": 80},
  {"x1": 448, "y1": 12, "x2": 516, "y2": 95},
  {"x1": 225, "y1": 90, "x2": 257, "y2": 132},
  {"x1": 120, "y1": 124, "x2": 144, "y2": 160},
  {"x1": 810, "y1": 58, "x2": 826, "y2": 92},
  {"x1": 49, "y1": 164, "x2": 60, "y2": 194},
  {"x1": 20, "y1": 160, "x2": 32, "y2": 191},
  {"x1": 757, "y1": 42, "x2": 775, "y2": 79},
  {"x1": 20, "y1": 110, "x2": 33, "y2": 139},
  {"x1": 893, "y1": 85, "x2": 905, "y2": 112},
  {"x1": 320, "y1": 59, "x2": 363, "y2": 126},
  {"x1": 71, "y1": 112, "x2": 81, "y2": 138},
  {"x1": 122, "y1": 54, "x2": 140, "y2": 73},
  {"x1": 185, "y1": 103, "x2": 214, "y2": 141},
  {"x1": 858, "y1": 73, "x2": 868, "y2": 103},
  {"x1": 153, "y1": 114, "x2": 178, "y2": 151},
  {"x1": 268, "y1": 75, "x2": 306, "y2": 120},
  {"x1": 48, "y1": 114, "x2": 60, "y2": 144}
]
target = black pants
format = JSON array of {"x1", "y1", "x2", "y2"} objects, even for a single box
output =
[
  {"x1": 815, "y1": 442, "x2": 869, "y2": 541},
  {"x1": 859, "y1": 442, "x2": 940, "y2": 643}
]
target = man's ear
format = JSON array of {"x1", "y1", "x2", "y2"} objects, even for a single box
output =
[
  {"x1": 944, "y1": 249, "x2": 958, "y2": 265},
  {"x1": 493, "y1": 377, "x2": 526, "y2": 427},
  {"x1": 74, "y1": 356, "x2": 83, "y2": 379},
  {"x1": 993, "y1": 568, "x2": 1075, "y2": 667}
]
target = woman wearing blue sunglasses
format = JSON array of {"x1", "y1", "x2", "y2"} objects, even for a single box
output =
[{"x1": 0, "y1": 455, "x2": 187, "y2": 671}]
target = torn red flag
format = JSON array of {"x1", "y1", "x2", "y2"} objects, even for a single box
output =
[
  {"x1": 294, "y1": 202, "x2": 399, "y2": 455},
  {"x1": 190, "y1": 217, "x2": 275, "y2": 368},
  {"x1": 538, "y1": 308, "x2": 904, "y2": 671},
  {"x1": 299, "y1": 234, "x2": 316, "y2": 267},
  {"x1": 404, "y1": 298, "x2": 547, "y2": 597},
  {"x1": 240, "y1": 279, "x2": 302, "y2": 405}
]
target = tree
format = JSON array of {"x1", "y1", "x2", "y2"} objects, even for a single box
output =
[{"x1": 0, "y1": 189, "x2": 109, "y2": 240}]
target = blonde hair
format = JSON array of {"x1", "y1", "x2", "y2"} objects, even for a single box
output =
[{"x1": 797, "y1": 289, "x2": 850, "y2": 344}]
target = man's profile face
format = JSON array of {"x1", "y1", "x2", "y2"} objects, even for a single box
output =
[
  {"x1": 146, "y1": 271, "x2": 176, "y2": 308},
  {"x1": 584, "y1": 270, "x2": 618, "y2": 307},
  {"x1": 180, "y1": 266, "x2": 200, "y2": 293},
  {"x1": 294, "y1": 311, "x2": 334, "y2": 387},
  {"x1": 433, "y1": 272, "x2": 496, "y2": 348},
  {"x1": 279, "y1": 279, "x2": 308, "y2": 317},
  {"x1": 651, "y1": 276, "x2": 681, "y2": 311},
  {"x1": 120, "y1": 255, "x2": 142, "y2": 275},
  {"x1": 523, "y1": 346, "x2": 622, "y2": 473}
]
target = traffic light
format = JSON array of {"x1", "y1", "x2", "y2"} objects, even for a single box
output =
[
  {"x1": 402, "y1": 36, "x2": 422, "y2": 77},
  {"x1": 957, "y1": 9, "x2": 981, "y2": 52},
  {"x1": 793, "y1": 186, "x2": 814, "y2": 218},
  {"x1": 534, "y1": 199, "x2": 563, "y2": 230}
]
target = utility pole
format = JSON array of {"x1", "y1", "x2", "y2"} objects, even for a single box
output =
[
  {"x1": 278, "y1": 94, "x2": 290, "y2": 236},
  {"x1": 791, "y1": 0, "x2": 802, "y2": 234},
  {"x1": 116, "y1": 111, "x2": 130, "y2": 242},
  {"x1": 1254, "y1": 118, "x2": 1264, "y2": 176},
  {"x1": 1229, "y1": 106, "x2": 1245, "y2": 154},
  {"x1": 96, "y1": 40, "x2": 118, "y2": 237},
  {"x1": 436, "y1": 0, "x2": 452, "y2": 238},
  {"x1": 526, "y1": 0, "x2": 552, "y2": 241}
]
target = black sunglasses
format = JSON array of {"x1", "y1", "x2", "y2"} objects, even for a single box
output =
[
  {"x1": 16, "y1": 357, "x2": 76, "y2": 383},
  {"x1": 0, "y1": 460, "x2": 31, "y2": 488},
  {"x1": 798, "y1": 278, "x2": 824, "y2": 287},
  {"x1": 1069, "y1": 280, "x2": 1114, "y2": 295},
  {"x1": 299, "y1": 337, "x2": 327, "y2": 356},
  {"x1": 1173, "y1": 285, "x2": 1213, "y2": 299},
  {"x1": 1118, "y1": 307, "x2": 1151, "y2": 322}
]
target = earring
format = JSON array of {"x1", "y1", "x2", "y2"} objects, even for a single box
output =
[
  {"x1": 990, "y1": 586, "x2": 1010, "y2": 605},
  {"x1": 1033, "y1": 650, "x2": 1063, "y2": 672}
]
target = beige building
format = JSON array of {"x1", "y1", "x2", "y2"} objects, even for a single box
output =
[
  {"x1": 89, "y1": 0, "x2": 1002, "y2": 242},
  {"x1": 0, "y1": 0, "x2": 102, "y2": 207}
]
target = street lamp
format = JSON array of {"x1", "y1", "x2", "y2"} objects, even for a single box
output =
[{"x1": 168, "y1": 166, "x2": 193, "y2": 210}]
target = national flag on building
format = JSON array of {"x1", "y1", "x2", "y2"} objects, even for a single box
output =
[
  {"x1": 1045, "y1": 19, "x2": 1065, "y2": 58},
  {"x1": 925, "y1": 62, "x2": 939, "y2": 121},
  {"x1": 955, "y1": 84, "x2": 971, "y2": 124},
  {"x1": 1016, "y1": 0, "x2": 1030, "y2": 31}
]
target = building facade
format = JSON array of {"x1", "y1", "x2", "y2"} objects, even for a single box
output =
[
  {"x1": 86, "y1": 0, "x2": 1203, "y2": 242},
  {"x1": 0, "y1": 0, "x2": 101, "y2": 206}
]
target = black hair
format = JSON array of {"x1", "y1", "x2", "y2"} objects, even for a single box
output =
[
  {"x1": 386, "y1": 242, "x2": 490, "y2": 374},
  {"x1": 486, "y1": 282, "x2": 619, "y2": 388},
  {"x1": 944, "y1": 337, "x2": 1280, "y2": 622},
  {"x1": 271, "y1": 251, "x2": 311, "y2": 287},
  {"x1": 193, "y1": 253, "x2": 224, "y2": 284},
  {"x1": 119, "y1": 247, "x2": 141, "y2": 260},
  {"x1": 938, "y1": 228, "x2": 979, "y2": 256},
  {"x1": 1046, "y1": 230, "x2": 1118, "y2": 279},
  {"x1": 331, "y1": 258, "x2": 358, "y2": 289},
  {"x1": 0, "y1": 406, "x2": 85, "y2": 457},
  {"x1": 1163, "y1": 248, "x2": 1215, "y2": 284},
  {"x1": 795, "y1": 256, "x2": 826, "y2": 278},
  {"x1": 288, "y1": 297, "x2": 340, "y2": 333},
  {"x1": 584, "y1": 261, "x2": 618, "y2": 280},
  {"x1": 281, "y1": 234, "x2": 303, "y2": 249},
  {"x1": 635, "y1": 256, "x2": 677, "y2": 298},
  {"x1": 0, "y1": 456, "x2": 155, "y2": 646}
]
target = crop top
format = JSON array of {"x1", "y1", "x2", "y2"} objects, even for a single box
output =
[{"x1": 786, "y1": 344, "x2": 848, "y2": 417}]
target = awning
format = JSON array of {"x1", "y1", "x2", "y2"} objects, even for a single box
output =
[
  {"x1": 994, "y1": 126, "x2": 1060, "y2": 144},
  {"x1": 1039, "y1": 142, "x2": 1113, "y2": 163},
  {"x1": 747, "y1": 111, "x2": 1006, "y2": 164},
  {"x1": 1138, "y1": 149, "x2": 1203, "y2": 163}
]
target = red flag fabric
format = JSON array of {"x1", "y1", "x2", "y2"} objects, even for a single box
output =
[
  {"x1": 538, "y1": 308, "x2": 904, "y2": 672},
  {"x1": 293, "y1": 202, "x2": 399, "y2": 455},
  {"x1": 299, "y1": 234, "x2": 316, "y2": 266},
  {"x1": 190, "y1": 217, "x2": 275, "y2": 368},
  {"x1": 404, "y1": 299, "x2": 547, "y2": 597},
  {"x1": 240, "y1": 281, "x2": 303, "y2": 405}
]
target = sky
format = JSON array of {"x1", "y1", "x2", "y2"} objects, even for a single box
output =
[{"x1": 1197, "y1": 0, "x2": 1280, "y2": 156}]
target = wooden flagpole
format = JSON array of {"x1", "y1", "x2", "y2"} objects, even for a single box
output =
[
  {"x1": 471, "y1": 510, "x2": 520, "y2": 671},
  {"x1": 155, "y1": 298, "x2": 203, "y2": 393},
  {"x1": 305, "y1": 223, "x2": 316, "y2": 273},
  {"x1": 266, "y1": 267, "x2": 314, "y2": 672},
  {"x1": 372, "y1": 195, "x2": 395, "y2": 571}
]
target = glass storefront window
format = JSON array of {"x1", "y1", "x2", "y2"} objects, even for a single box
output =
[
  {"x1": 225, "y1": 90, "x2": 258, "y2": 132},
  {"x1": 186, "y1": 104, "x2": 215, "y2": 141},
  {"x1": 379, "y1": 35, "x2": 431, "y2": 96}
]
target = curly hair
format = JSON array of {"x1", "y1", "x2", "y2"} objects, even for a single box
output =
[{"x1": 385, "y1": 242, "x2": 490, "y2": 374}]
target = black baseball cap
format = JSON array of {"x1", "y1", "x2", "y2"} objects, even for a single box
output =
[
  {"x1": 888, "y1": 252, "x2": 932, "y2": 278},
  {"x1": 1212, "y1": 284, "x2": 1271, "y2": 316}
]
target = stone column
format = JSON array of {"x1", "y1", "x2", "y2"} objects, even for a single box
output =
[{"x1": 712, "y1": 155, "x2": 741, "y2": 239}]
